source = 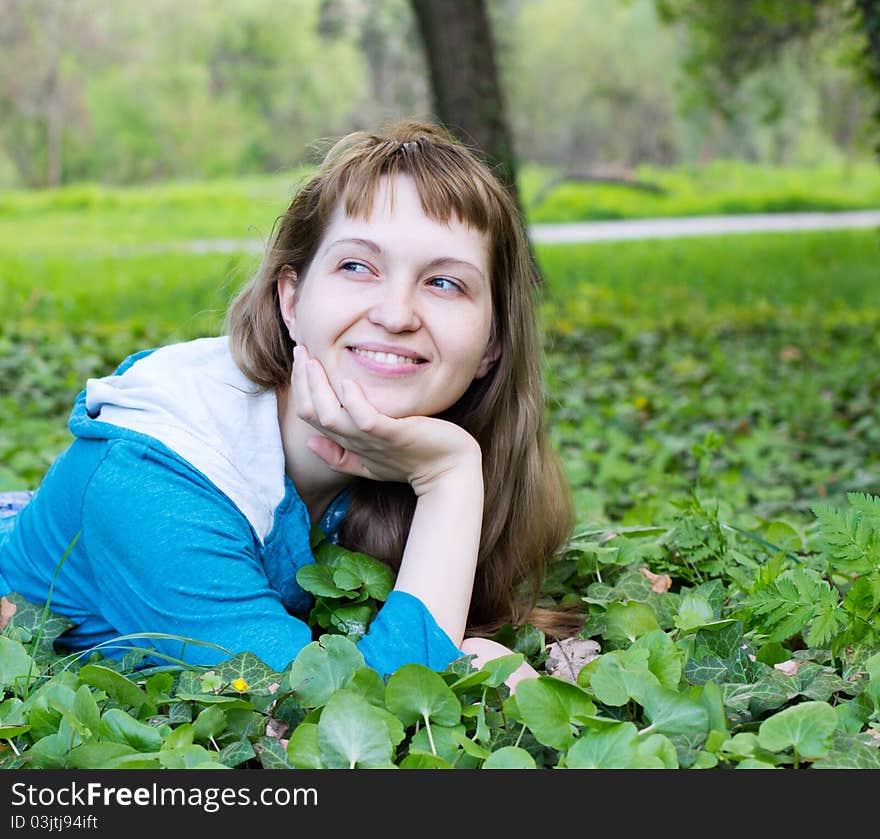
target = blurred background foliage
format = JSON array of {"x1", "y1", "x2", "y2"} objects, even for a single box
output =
[{"x1": 0, "y1": 0, "x2": 876, "y2": 190}]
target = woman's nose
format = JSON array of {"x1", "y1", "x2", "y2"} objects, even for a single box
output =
[{"x1": 367, "y1": 282, "x2": 422, "y2": 332}]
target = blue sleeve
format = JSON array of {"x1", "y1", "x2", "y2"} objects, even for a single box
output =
[
  {"x1": 81, "y1": 441, "x2": 314, "y2": 672},
  {"x1": 357, "y1": 590, "x2": 465, "y2": 677},
  {"x1": 81, "y1": 441, "x2": 464, "y2": 675}
]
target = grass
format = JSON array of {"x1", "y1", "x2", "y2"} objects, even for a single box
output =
[
  {"x1": 1, "y1": 159, "x2": 878, "y2": 254},
  {"x1": 522, "y1": 159, "x2": 880, "y2": 223}
]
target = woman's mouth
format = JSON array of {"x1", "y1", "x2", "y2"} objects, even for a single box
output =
[{"x1": 347, "y1": 346, "x2": 428, "y2": 376}]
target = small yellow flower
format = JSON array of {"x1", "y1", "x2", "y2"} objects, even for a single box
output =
[
  {"x1": 230, "y1": 677, "x2": 250, "y2": 692},
  {"x1": 633, "y1": 395, "x2": 649, "y2": 410}
]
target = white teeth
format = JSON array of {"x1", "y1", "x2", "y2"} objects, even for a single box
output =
[{"x1": 353, "y1": 348, "x2": 422, "y2": 365}]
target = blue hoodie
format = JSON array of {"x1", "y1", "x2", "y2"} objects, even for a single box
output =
[{"x1": 0, "y1": 336, "x2": 462, "y2": 674}]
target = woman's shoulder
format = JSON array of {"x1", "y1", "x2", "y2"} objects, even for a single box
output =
[{"x1": 75, "y1": 336, "x2": 286, "y2": 541}]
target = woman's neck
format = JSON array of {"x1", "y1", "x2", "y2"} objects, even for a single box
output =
[{"x1": 276, "y1": 384, "x2": 353, "y2": 523}]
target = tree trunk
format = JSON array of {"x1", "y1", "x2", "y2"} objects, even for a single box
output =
[
  {"x1": 855, "y1": 0, "x2": 880, "y2": 158},
  {"x1": 42, "y1": 2, "x2": 63, "y2": 187},
  {"x1": 408, "y1": 0, "x2": 522, "y2": 212}
]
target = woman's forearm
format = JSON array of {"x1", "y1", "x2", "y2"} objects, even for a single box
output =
[{"x1": 392, "y1": 453, "x2": 484, "y2": 647}]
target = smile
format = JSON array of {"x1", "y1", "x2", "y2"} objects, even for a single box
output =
[{"x1": 351, "y1": 348, "x2": 426, "y2": 366}]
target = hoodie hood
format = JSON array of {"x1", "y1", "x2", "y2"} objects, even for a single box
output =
[{"x1": 70, "y1": 336, "x2": 286, "y2": 541}]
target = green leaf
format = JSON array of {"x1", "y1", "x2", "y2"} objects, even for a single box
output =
[
  {"x1": 565, "y1": 722, "x2": 665, "y2": 769},
  {"x1": 159, "y1": 743, "x2": 229, "y2": 769},
  {"x1": 602, "y1": 601, "x2": 661, "y2": 643},
  {"x1": 511, "y1": 676, "x2": 580, "y2": 751},
  {"x1": 640, "y1": 684, "x2": 709, "y2": 740},
  {"x1": 674, "y1": 593, "x2": 715, "y2": 633},
  {"x1": 72, "y1": 684, "x2": 102, "y2": 734},
  {"x1": 631, "y1": 629, "x2": 682, "y2": 689},
  {"x1": 253, "y1": 736, "x2": 294, "y2": 769},
  {"x1": 296, "y1": 564, "x2": 349, "y2": 598},
  {"x1": 399, "y1": 753, "x2": 452, "y2": 769},
  {"x1": 317, "y1": 690, "x2": 395, "y2": 769},
  {"x1": 287, "y1": 723, "x2": 323, "y2": 769},
  {"x1": 192, "y1": 705, "x2": 227, "y2": 743},
  {"x1": 813, "y1": 734, "x2": 880, "y2": 769},
  {"x1": 67, "y1": 741, "x2": 142, "y2": 769},
  {"x1": 79, "y1": 664, "x2": 152, "y2": 714},
  {"x1": 474, "y1": 653, "x2": 525, "y2": 688},
  {"x1": 26, "y1": 733, "x2": 71, "y2": 768},
  {"x1": 288, "y1": 635, "x2": 364, "y2": 708},
  {"x1": 2, "y1": 592, "x2": 75, "y2": 654},
  {"x1": 219, "y1": 739, "x2": 256, "y2": 768},
  {"x1": 697, "y1": 681, "x2": 729, "y2": 738},
  {"x1": 409, "y1": 722, "x2": 467, "y2": 763},
  {"x1": 589, "y1": 646, "x2": 659, "y2": 707},
  {"x1": 384, "y1": 664, "x2": 461, "y2": 728},
  {"x1": 332, "y1": 553, "x2": 394, "y2": 599},
  {"x1": 213, "y1": 651, "x2": 281, "y2": 695},
  {"x1": 482, "y1": 746, "x2": 537, "y2": 769},
  {"x1": 758, "y1": 701, "x2": 838, "y2": 760},
  {"x1": 99, "y1": 708, "x2": 163, "y2": 751},
  {"x1": 0, "y1": 636, "x2": 39, "y2": 694}
]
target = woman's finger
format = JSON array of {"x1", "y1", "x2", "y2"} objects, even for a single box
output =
[
  {"x1": 306, "y1": 435, "x2": 372, "y2": 478},
  {"x1": 306, "y1": 357, "x2": 347, "y2": 430},
  {"x1": 291, "y1": 345, "x2": 316, "y2": 422},
  {"x1": 339, "y1": 378, "x2": 384, "y2": 435}
]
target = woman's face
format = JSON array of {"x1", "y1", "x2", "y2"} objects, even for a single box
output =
[{"x1": 278, "y1": 174, "x2": 499, "y2": 419}]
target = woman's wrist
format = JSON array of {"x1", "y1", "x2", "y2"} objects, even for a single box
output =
[{"x1": 409, "y1": 433, "x2": 483, "y2": 497}]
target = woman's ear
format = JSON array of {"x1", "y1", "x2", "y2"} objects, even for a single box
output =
[
  {"x1": 277, "y1": 265, "x2": 299, "y2": 341},
  {"x1": 474, "y1": 338, "x2": 501, "y2": 379}
]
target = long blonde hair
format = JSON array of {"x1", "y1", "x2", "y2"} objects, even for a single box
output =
[{"x1": 226, "y1": 119, "x2": 577, "y2": 638}]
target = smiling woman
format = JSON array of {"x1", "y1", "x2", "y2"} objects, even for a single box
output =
[{"x1": 0, "y1": 120, "x2": 578, "y2": 688}]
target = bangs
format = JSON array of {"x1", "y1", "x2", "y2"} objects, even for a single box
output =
[{"x1": 315, "y1": 131, "x2": 507, "y2": 235}]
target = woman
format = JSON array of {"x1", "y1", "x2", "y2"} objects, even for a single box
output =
[{"x1": 0, "y1": 120, "x2": 576, "y2": 683}]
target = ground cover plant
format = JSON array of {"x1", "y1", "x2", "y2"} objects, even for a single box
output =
[{"x1": 1, "y1": 181, "x2": 879, "y2": 768}]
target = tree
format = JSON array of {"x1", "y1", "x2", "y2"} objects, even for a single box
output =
[
  {"x1": 656, "y1": 0, "x2": 880, "y2": 158},
  {"x1": 408, "y1": 0, "x2": 523, "y2": 211}
]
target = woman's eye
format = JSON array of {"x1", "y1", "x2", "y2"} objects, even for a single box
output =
[
  {"x1": 340, "y1": 260, "x2": 370, "y2": 274},
  {"x1": 428, "y1": 276, "x2": 462, "y2": 292}
]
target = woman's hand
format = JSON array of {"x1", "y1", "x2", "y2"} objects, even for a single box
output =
[
  {"x1": 459, "y1": 638, "x2": 541, "y2": 694},
  {"x1": 291, "y1": 344, "x2": 481, "y2": 495},
  {"x1": 291, "y1": 343, "x2": 485, "y2": 646}
]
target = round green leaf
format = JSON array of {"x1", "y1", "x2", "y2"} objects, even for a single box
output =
[
  {"x1": 287, "y1": 722, "x2": 323, "y2": 768},
  {"x1": 565, "y1": 722, "x2": 664, "y2": 769},
  {"x1": 640, "y1": 684, "x2": 709, "y2": 739},
  {"x1": 511, "y1": 676, "x2": 577, "y2": 751},
  {"x1": 631, "y1": 629, "x2": 682, "y2": 689},
  {"x1": 603, "y1": 601, "x2": 661, "y2": 643},
  {"x1": 317, "y1": 690, "x2": 395, "y2": 769},
  {"x1": 482, "y1": 746, "x2": 537, "y2": 769},
  {"x1": 384, "y1": 664, "x2": 461, "y2": 727},
  {"x1": 296, "y1": 564, "x2": 348, "y2": 597},
  {"x1": 757, "y1": 701, "x2": 838, "y2": 760},
  {"x1": 289, "y1": 635, "x2": 364, "y2": 708}
]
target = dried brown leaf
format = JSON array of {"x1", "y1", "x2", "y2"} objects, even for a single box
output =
[
  {"x1": 544, "y1": 637, "x2": 601, "y2": 683},
  {"x1": 265, "y1": 718, "x2": 289, "y2": 740},
  {"x1": 639, "y1": 567, "x2": 672, "y2": 593},
  {"x1": 773, "y1": 660, "x2": 802, "y2": 676}
]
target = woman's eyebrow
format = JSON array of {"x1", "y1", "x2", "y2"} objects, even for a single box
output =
[
  {"x1": 423, "y1": 256, "x2": 486, "y2": 282},
  {"x1": 323, "y1": 237, "x2": 486, "y2": 282},
  {"x1": 323, "y1": 237, "x2": 382, "y2": 255}
]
